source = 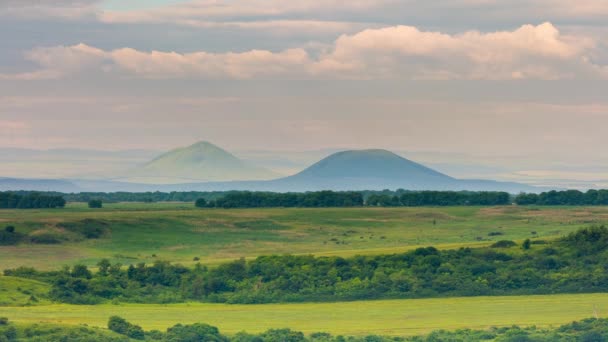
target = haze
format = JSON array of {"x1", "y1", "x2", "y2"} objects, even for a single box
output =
[{"x1": 1, "y1": 0, "x2": 607, "y2": 188}]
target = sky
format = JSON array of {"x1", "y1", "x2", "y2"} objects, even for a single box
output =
[{"x1": 1, "y1": 0, "x2": 608, "y2": 186}]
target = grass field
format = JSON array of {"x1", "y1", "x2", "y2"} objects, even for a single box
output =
[
  {"x1": 1, "y1": 203, "x2": 607, "y2": 270},
  {"x1": 0, "y1": 276, "x2": 51, "y2": 306},
  {"x1": 1, "y1": 293, "x2": 607, "y2": 336}
]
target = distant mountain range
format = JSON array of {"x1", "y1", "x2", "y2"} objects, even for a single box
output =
[{"x1": 0, "y1": 142, "x2": 541, "y2": 193}]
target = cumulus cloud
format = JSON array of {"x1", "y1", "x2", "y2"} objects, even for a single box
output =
[
  {"x1": 4, "y1": 23, "x2": 606, "y2": 80},
  {"x1": 314, "y1": 22, "x2": 602, "y2": 79}
]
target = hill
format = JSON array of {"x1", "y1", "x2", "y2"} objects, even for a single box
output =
[
  {"x1": 266, "y1": 149, "x2": 537, "y2": 192},
  {"x1": 0, "y1": 147, "x2": 540, "y2": 193},
  {"x1": 126, "y1": 141, "x2": 279, "y2": 183}
]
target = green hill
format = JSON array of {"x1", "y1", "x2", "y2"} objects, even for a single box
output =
[{"x1": 129, "y1": 141, "x2": 279, "y2": 183}]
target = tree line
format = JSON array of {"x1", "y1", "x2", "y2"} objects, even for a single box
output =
[
  {"x1": 366, "y1": 191, "x2": 510, "y2": 206},
  {"x1": 197, "y1": 191, "x2": 364, "y2": 208},
  {"x1": 7, "y1": 226, "x2": 608, "y2": 305},
  {"x1": 0, "y1": 192, "x2": 65, "y2": 209},
  {"x1": 515, "y1": 189, "x2": 608, "y2": 205},
  {"x1": 3, "y1": 316, "x2": 608, "y2": 341}
]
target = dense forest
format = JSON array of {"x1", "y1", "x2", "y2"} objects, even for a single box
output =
[
  {"x1": 199, "y1": 191, "x2": 364, "y2": 208},
  {"x1": 5, "y1": 189, "x2": 608, "y2": 209},
  {"x1": 515, "y1": 189, "x2": 608, "y2": 205},
  {"x1": 0, "y1": 192, "x2": 65, "y2": 209},
  {"x1": 2, "y1": 316, "x2": 608, "y2": 341},
  {"x1": 6, "y1": 226, "x2": 608, "y2": 305}
]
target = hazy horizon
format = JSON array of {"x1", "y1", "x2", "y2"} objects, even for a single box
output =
[{"x1": 2, "y1": 1, "x2": 608, "y2": 189}]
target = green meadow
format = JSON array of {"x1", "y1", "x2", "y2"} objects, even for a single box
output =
[
  {"x1": 1, "y1": 293, "x2": 607, "y2": 336},
  {"x1": 2, "y1": 203, "x2": 608, "y2": 338},
  {"x1": 1, "y1": 203, "x2": 607, "y2": 270}
]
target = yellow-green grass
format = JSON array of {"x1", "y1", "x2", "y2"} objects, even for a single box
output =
[
  {"x1": 0, "y1": 276, "x2": 50, "y2": 306},
  {"x1": 1, "y1": 203, "x2": 607, "y2": 270},
  {"x1": 1, "y1": 293, "x2": 607, "y2": 336}
]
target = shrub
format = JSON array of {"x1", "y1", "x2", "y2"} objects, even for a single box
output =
[
  {"x1": 491, "y1": 240, "x2": 517, "y2": 248},
  {"x1": 0, "y1": 317, "x2": 8, "y2": 325},
  {"x1": 108, "y1": 316, "x2": 144, "y2": 340},
  {"x1": 59, "y1": 219, "x2": 109, "y2": 239},
  {"x1": 88, "y1": 199, "x2": 103, "y2": 209},
  {"x1": 165, "y1": 323, "x2": 228, "y2": 342},
  {"x1": 0, "y1": 228, "x2": 24, "y2": 246},
  {"x1": 195, "y1": 198, "x2": 207, "y2": 208}
]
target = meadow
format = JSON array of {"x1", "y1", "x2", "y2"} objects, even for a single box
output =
[
  {"x1": 1, "y1": 203, "x2": 606, "y2": 270},
  {"x1": 1, "y1": 293, "x2": 607, "y2": 336},
  {"x1": 2, "y1": 203, "x2": 608, "y2": 339}
]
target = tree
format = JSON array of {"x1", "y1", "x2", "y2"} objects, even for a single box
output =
[
  {"x1": 88, "y1": 199, "x2": 103, "y2": 209},
  {"x1": 4, "y1": 226, "x2": 14, "y2": 233},
  {"x1": 97, "y1": 259, "x2": 111, "y2": 276},
  {"x1": 108, "y1": 316, "x2": 145, "y2": 340},
  {"x1": 522, "y1": 239, "x2": 531, "y2": 250},
  {"x1": 195, "y1": 198, "x2": 207, "y2": 208}
]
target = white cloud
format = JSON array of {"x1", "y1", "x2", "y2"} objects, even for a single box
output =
[
  {"x1": 4, "y1": 23, "x2": 606, "y2": 80},
  {"x1": 314, "y1": 22, "x2": 603, "y2": 79}
]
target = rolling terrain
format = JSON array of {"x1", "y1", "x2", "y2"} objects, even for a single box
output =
[
  {"x1": 1, "y1": 203, "x2": 608, "y2": 339},
  {"x1": 0, "y1": 203, "x2": 604, "y2": 270}
]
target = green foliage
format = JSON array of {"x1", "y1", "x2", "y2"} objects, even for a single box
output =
[
  {"x1": 0, "y1": 192, "x2": 65, "y2": 209},
  {"x1": 562, "y1": 225, "x2": 608, "y2": 255},
  {"x1": 0, "y1": 322, "x2": 128, "y2": 341},
  {"x1": 88, "y1": 199, "x2": 103, "y2": 209},
  {"x1": 8, "y1": 226, "x2": 608, "y2": 305},
  {"x1": 368, "y1": 191, "x2": 511, "y2": 207},
  {"x1": 194, "y1": 198, "x2": 207, "y2": 208},
  {"x1": 58, "y1": 219, "x2": 110, "y2": 239},
  {"x1": 522, "y1": 239, "x2": 531, "y2": 250},
  {"x1": 515, "y1": 189, "x2": 608, "y2": 205},
  {"x1": 491, "y1": 240, "x2": 517, "y2": 248},
  {"x1": 107, "y1": 316, "x2": 145, "y2": 340},
  {"x1": 6, "y1": 318, "x2": 608, "y2": 342},
  {"x1": 0, "y1": 227, "x2": 24, "y2": 246},
  {"x1": 209, "y1": 191, "x2": 364, "y2": 208},
  {"x1": 165, "y1": 323, "x2": 228, "y2": 342}
]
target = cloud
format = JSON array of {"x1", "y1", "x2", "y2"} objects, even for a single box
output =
[
  {"x1": 314, "y1": 22, "x2": 603, "y2": 79},
  {"x1": 4, "y1": 23, "x2": 606, "y2": 80},
  {"x1": 0, "y1": 0, "x2": 100, "y2": 19},
  {"x1": 99, "y1": 0, "x2": 394, "y2": 23}
]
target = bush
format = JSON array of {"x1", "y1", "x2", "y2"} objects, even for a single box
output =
[
  {"x1": 195, "y1": 198, "x2": 207, "y2": 208},
  {"x1": 88, "y1": 200, "x2": 103, "y2": 209},
  {"x1": 59, "y1": 219, "x2": 109, "y2": 239},
  {"x1": 108, "y1": 316, "x2": 144, "y2": 340},
  {"x1": 491, "y1": 240, "x2": 517, "y2": 248},
  {"x1": 0, "y1": 228, "x2": 24, "y2": 246},
  {"x1": 165, "y1": 323, "x2": 228, "y2": 342},
  {"x1": 0, "y1": 318, "x2": 7, "y2": 325}
]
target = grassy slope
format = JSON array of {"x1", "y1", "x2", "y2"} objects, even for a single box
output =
[
  {"x1": 0, "y1": 276, "x2": 51, "y2": 306},
  {"x1": 1, "y1": 293, "x2": 606, "y2": 336},
  {"x1": 1, "y1": 203, "x2": 607, "y2": 269}
]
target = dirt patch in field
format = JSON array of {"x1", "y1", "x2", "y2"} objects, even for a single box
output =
[
  {"x1": 411, "y1": 212, "x2": 456, "y2": 220},
  {"x1": 478, "y1": 207, "x2": 526, "y2": 217}
]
